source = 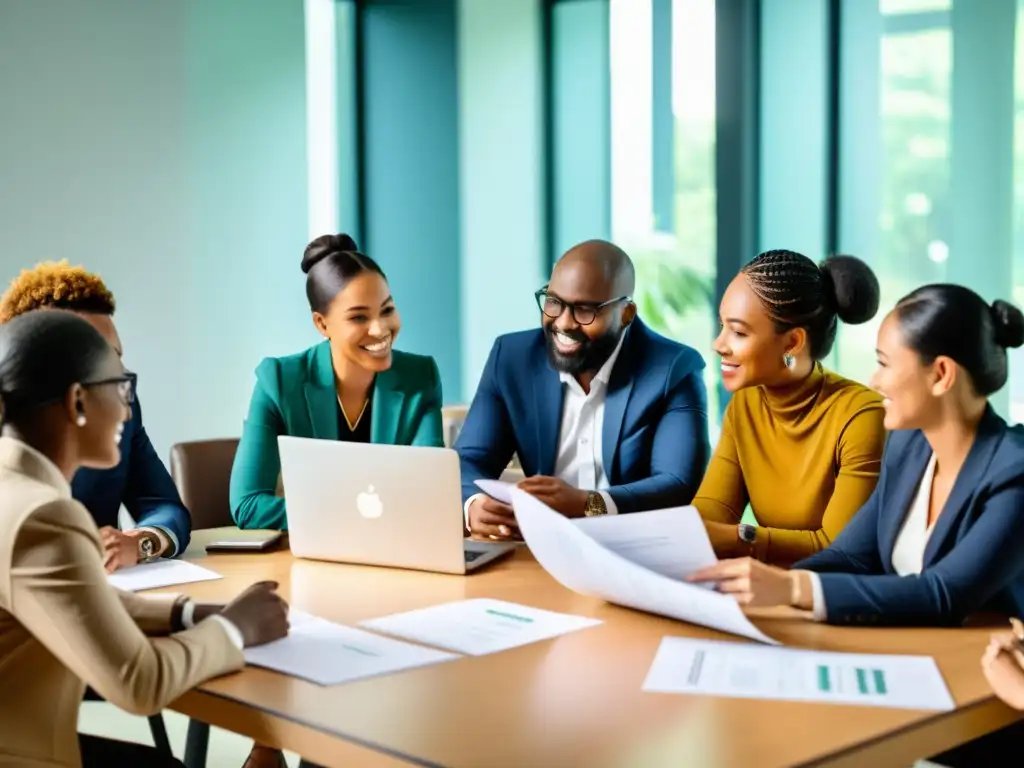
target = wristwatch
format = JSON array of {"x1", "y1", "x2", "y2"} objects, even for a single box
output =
[
  {"x1": 137, "y1": 530, "x2": 162, "y2": 564},
  {"x1": 737, "y1": 523, "x2": 757, "y2": 555},
  {"x1": 584, "y1": 491, "x2": 608, "y2": 517}
]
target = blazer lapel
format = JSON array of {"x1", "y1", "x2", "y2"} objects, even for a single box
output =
[
  {"x1": 534, "y1": 365, "x2": 563, "y2": 476},
  {"x1": 601, "y1": 331, "x2": 636, "y2": 479},
  {"x1": 879, "y1": 434, "x2": 931, "y2": 571},
  {"x1": 922, "y1": 407, "x2": 1002, "y2": 566},
  {"x1": 371, "y1": 367, "x2": 405, "y2": 445},
  {"x1": 304, "y1": 342, "x2": 339, "y2": 440}
]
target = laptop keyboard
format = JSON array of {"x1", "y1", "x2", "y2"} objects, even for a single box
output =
[{"x1": 464, "y1": 549, "x2": 485, "y2": 563}]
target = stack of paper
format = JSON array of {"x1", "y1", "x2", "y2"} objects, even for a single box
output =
[
  {"x1": 643, "y1": 637, "x2": 955, "y2": 711},
  {"x1": 508, "y1": 487, "x2": 779, "y2": 644},
  {"x1": 360, "y1": 598, "x2": 602, "y2": 655},
  {"x1": 244, "y1": 611, "x2": 459, "y2": 685},
  {"x1": 108, "y1": 559, "x2": 222, "y2": 592}
]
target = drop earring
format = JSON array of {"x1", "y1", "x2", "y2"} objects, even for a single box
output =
[{"x1": 783, "y1": 353, "x2": 795, "y2": 370}]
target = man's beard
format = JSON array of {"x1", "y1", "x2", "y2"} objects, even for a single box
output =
[{"x1": 544, "y1": 322, "x2": 624, "y2": 376}]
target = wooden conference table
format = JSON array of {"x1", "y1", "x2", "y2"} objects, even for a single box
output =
[{"x1": 159, "y1": 529, "x2": 1021, "y2": 767}]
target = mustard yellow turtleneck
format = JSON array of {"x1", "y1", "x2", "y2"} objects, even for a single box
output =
[{"x1": 694, "y1": 364, "x2": 886, "y2": 567}]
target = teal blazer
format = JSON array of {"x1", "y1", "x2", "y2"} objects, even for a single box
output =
[{"x1": 230, "y1": 341, "x2": 444, "y2": 530}]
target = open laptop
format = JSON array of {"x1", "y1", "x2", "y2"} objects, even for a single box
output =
[{"x1": 277, "y1": 436, "x2": 517, "y2": 574}]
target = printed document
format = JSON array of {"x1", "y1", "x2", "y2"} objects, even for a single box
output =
[
  {"x1": 475, "y1": 478, "x2": 515, "y2": 505},
  {"x1": 572, "y1": 506, "x2": 717, "y2": 580},
  {"x1": 108, "y1": 559, "x2": 222, "y2": 592},
  {"x1": 360, "y1": 598, "x2": 602, "y2": 656},
  {"x1": 509, "y1": 488, "x2": 778, "y2": 644},
  {"x1": 244, "y1": 612, "x2": 458, "y2": 685},
  {"x1": 643, "y1": 637, "x2": 955, "y2": 711},
  {"x1": 479, "y1": 480, "x2": 717, "y2": 580}
]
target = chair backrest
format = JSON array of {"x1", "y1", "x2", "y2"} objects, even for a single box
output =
[
  {"x1": 442, "y1": 404, "x2": 469, "y2": 448},
  {"x1": 169, "y1": 438, "x2": 240, "y2": 530}
]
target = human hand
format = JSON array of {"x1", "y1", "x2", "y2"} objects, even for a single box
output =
[
  {"x1": 983, "y1": 645, "x2": 1024, "y2": 710},
  {"x1": 703, "y1": 520, "x2": 749, "y2": 559},
  {"x1": 516, "y1": 476, "x2": 588, "y2": 518},
  {"x1": 219, "y1": 581, "x2": 290, "y2": 648},
  {"x1": 687, "y1": 557, "x2": 798, "y2": 608},
  {"x1": 468, "y1": 496, "x2": 520, "y2": 541},
  {"x1": 99, "y1": 526, "x2": 139, "y2": 573}
]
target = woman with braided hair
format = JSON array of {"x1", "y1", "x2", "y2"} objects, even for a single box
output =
[{"x1": 692, "y1": 249, "x2": 886, "y2": 567}]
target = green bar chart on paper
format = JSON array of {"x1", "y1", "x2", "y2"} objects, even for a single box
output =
[
  {"x1": 642, "y1": 638, "x2": 957, "y2": 711},
  {"x1": 816, "y1": 665, "x2": 888, "y2": 695}
]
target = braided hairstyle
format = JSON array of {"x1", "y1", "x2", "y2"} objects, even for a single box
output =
[{"x1": 741, "y1": 250, "x2": 880, "y2": 360}]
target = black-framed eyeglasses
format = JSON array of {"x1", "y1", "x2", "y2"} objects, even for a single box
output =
[
  {"x1": 534, "y1": 289, "x2": 632, "y2": 327},
  {"x1": 82, "y1": 371, "x2": 137, "y2": 406}
]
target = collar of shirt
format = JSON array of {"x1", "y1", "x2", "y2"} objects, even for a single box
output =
[{"x1": 558, "y1": 329, "x2": 627, "y2": 396}]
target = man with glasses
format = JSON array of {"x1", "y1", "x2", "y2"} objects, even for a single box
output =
[
  {"x1": 0, "y1": 261, "x2": 191, "y2": 571},
  {"x1": 457, "y1": 240, "x2": 709, "y2": 539}
]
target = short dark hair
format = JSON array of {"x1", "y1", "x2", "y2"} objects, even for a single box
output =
[
  {"x1": 0, "y1": 310, "x2": 112, "y2": 427},
  {"x1": 741, "y1": 250, "x2": 880, "y2": 359},
  {"x1": 894, "y1": 284, "x2": 1024, "y2": 397},
  {"x1": 301, "y1": 234, "x2": 387, "y2": 314}
]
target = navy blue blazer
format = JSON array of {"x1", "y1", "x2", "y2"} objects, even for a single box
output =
[
  {"x1": 455, "y1": 317, "x2": 710, "y2": 513},
  {"x1": 796, "y1": 407, "x2": 1024, "y2": 626},
  {"x1": 71, "y1": 396, "x2": 192, "y2": 556}
]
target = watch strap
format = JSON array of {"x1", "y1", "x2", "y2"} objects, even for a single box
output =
[{"x1": 584, "y1": 491, "x2": 607, "y2": 517}]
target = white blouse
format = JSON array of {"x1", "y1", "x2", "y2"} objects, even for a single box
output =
[{"x1": 806, "y1": 453, "x2": 937, "y2": 620}]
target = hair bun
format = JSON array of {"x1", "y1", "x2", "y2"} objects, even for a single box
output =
[
  {"x1": 990, "y1": 299, "x2": 1024, "y2": 349},
  {"x1": 819, "y1": 254, "x2": 880, "y2": 325},
  {"x1": 300, "y1": 233, "x2": 360, "y2": 275}
]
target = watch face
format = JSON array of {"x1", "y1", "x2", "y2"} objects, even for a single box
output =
[{"x1": 139, "y1": 536, "x2": 156, "y2": 557}]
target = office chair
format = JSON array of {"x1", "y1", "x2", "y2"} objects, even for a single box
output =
[{"x1": 168, "y1": 437, "x2": 241, "y2": 768}]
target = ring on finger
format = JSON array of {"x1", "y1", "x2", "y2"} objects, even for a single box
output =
[{"x1": 498, "y1": 525, "x2": 511, "y2": 537}]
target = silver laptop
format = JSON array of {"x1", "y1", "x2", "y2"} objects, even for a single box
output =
[{"x1": 277, "y1": 436, "x2": 517, "y2": 574}]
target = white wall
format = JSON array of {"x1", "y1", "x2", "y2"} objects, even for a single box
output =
[
  {"x1": 457, "y1": 0, "x2": 548, "y2": 398},
  {"x1": 0, "y1": 0, "x2": 311, "y2": 459}
]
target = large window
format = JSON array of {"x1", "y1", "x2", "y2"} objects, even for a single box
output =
[
  {"x1": 835, "y1": 0, "x2": 952, "y2": 389},
  {"x1": 609, "y1": 0, "x2": 719, "y2": 432},
  {"x1": 837, "y1": 0, "x2": 1020, "y2": 419}
]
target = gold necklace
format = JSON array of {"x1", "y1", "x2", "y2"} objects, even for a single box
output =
[{"x1": 337, "y1": 394, "x2": 369, "y2": 432}]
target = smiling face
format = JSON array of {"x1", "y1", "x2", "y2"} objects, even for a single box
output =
[
  {"x1": 713, "y1": 274, "x2": 803, "y2": 392},
  {"x1": 870, "y1": 310, "x2": 947, "y2": 431},
  {"x1": 314, "y1": 271, "x2": 400, "y2": 373},
  {"x1": 72, "y1": 343, "x2": 133, "y2": 469},
  {"x1": 541, "y1": 257, "x2": 634, "y2": 376}
]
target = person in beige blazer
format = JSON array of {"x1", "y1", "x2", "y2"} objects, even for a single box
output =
[{"x1": 0, "y1": 310, "x2": 290, "y2": 768}]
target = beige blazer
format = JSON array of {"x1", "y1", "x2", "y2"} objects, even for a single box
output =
[{"x1": 0, "y1": 437, "x2": 244, "y2": 768}]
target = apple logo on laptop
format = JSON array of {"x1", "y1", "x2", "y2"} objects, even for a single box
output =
[{"x1": 356, "y1": 485, "x2": 383, "y2": 519}]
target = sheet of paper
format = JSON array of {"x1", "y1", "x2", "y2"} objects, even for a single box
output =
[
  {"x1": 108, "y1": 559, "x2": 222, "y2": 592},
  {"x1": 360, "y1": 598, "x2": 602, "y2": 656},
  {"x1": 572, "y1": 506, "x2": 717, "y2": 580},
  {"x1": 475, "y1": 478, "x2": 514, "y2": 505},
  {"x1": 642, "y1": 636, "x2": 955, "y2": 711},
  {"x1": 510, "y1": 488, "x2": 778, "y2": 645},
  {"x1": 244, "y1": 613, "x2": 459, "y2": 686}
]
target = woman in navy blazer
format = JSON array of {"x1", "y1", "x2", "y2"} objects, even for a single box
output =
[{"x1": 690, "y1": 283, "x2": 1024, "y2": 627}]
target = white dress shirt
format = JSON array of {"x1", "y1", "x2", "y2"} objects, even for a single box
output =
[
  {"x1": 465, "y1": 334, "x2": 625, "y2": 530},
  {"x1": 805, "y1": 453, "x2": 937, "y2": 620}
]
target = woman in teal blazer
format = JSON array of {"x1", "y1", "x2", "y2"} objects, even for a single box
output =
[{"x1": 230, "y1": 234, "x2": 444, "y2": 531}]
